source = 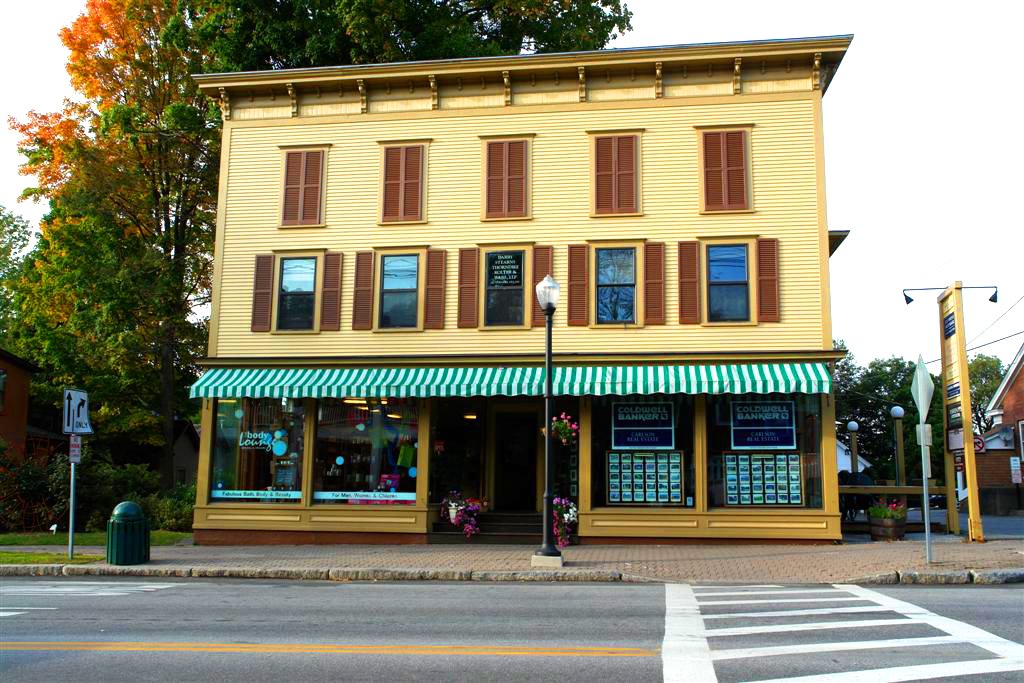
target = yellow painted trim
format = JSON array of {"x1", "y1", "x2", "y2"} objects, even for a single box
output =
[
  {"x1": 300, "y1": 398, "x2": 315, "y2": 506},
  {"x1": 813, "y1": 91, "x2": 833, "y2": 348},
  {"x1": 415, "y1": 398, "x2": 430, "y2": 514},
  {"x1": 699, "y1": 237, "x2": 758, "y2": 326},
  {"x1": 693, "y1": 123, "x2": 757, "y2": 130},
  {"x1": 194, "y1": 400, "x2": 214, "y2": 510},
  {"x1": 277, "y1": 146, "x2": 328, "y2": 229},
  {"x1": 376, "y1": 138, "x2": 433, "y2": 145},
  {"x1": 588, "y1": 241, "x2": 645, "y2": 328},
  {"x1": 579, "y1": 397, "x2": 593, "y2": 514},
  {"x1": 269, "y1": 251, "x2": 325, "y2": 334},
  {"x1": 477, "y1": 244, "x2": 533, "y2": 330},
  {"x1": 584, "y1": 127, "x2": 646, "y2": 135},
  {"x1": 587, "y1": 131, "x2": 643, "y2": 217},
  {"x1": 372, "y1": 247, "x2": 428, "y2": 332},
  {"x1": 478, "y1": 136, "x2": 534, "y2": 222},
  {"x1": 694, "y1": 395, "x2": 708, "y2": 512},
  {"x1": 821, "y1": 393, "x2": 839, "y2": 514},
  {"x1": 696, "y1": 125, "x2": 754, "y2": 214},
  {"x1": 478, "y1": 132, "x2": 536, "y2": 139},
  {"x1": 277, "y1": 142, "x2": 333, "y2": 149},
  {"x1": 206, "y1": 123, "x2": 232, "y2": 356}
]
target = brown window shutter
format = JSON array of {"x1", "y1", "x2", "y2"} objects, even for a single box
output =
[
  {"x1": 644, "y1": 242, "x2": 665, "y2": 325},
  {"x1": 756, "y1": 238, "x2": 780, "y2": 322},
  {"x1": 457, "y1": 248, "x2": 479, "y2": 328},
  {"x1": 702, "y1": 132, "x2": 725, "y2": 211},
  {"x1": 678, "y1": 241, "x2": 701, "y2": 324},
  {"x1": 615, "y1": 135, "x2": 637, "y2": 213},
  {"x1": 319, "y1": 251, "x2": 343, "y2": 331},
  {"x1": 401, "y1": 145, "x2": 423, "y2": 221},
  {"x1": 531, "y1": 245, "x2": 553, "y2": 327},
  {"x1": 485, "y1": 141, "x2": 505, "y2": 218},
  {"x1": 567, "y1": 244, "x2": 589, "y2": 326},
  {"x1": 352, "y1": 251, "x2": 374, "y2": 330},
  {"x1": 724, "y1": 131, "x2": 748, "y2": 210},
  {"x1": 251, "y1": 254, "x2": 275, "y2": 332},
  {"x1": 300, "y1": 150, "x2": 323, "y2": 224},
  {"x1": 507, "y1": 140, "x2": 527, "y2": 217},
  {"x1": 282, "y1": 152, "x2": 303, "y2": 225},
  {"x1": 382, "y1": 147, "x2": 402, "y2": 222},
  {"x1": 424, "y1": 249, "x2": 446, "y2": 329},
  {"x1": 594, "y1": 136, "x2": 614, "y2": 214}
]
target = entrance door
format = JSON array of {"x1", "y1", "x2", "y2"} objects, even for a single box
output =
[{"x1": 493, "y1": 411, "x2": 538, "y2": 511}]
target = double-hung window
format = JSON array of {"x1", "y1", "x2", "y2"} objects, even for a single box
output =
[
  {"x1": 379, "y1": 254, "x2": 419, "y2": 328},
  {"x1": 484, "y1": 250, "x2": 525, "y2": 326},
  {"x1": 707, "y1": 245, "x2": 749, "y2": 322},
  {"x1": 595, "y1": 247, "x2": 636, "y2": 324},
  {"x1": 277, "y1": 257, "x2": 317, "y2": 330}
]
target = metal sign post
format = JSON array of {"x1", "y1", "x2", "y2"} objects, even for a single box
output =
[
  {"x1": 911, "y1": 355, "x2": 935, "y2": 564},
  {"x1": 63, "y1": 389, "x2": 91, "y2": 560}
]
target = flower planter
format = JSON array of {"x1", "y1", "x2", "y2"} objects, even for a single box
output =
[
  {"x1": 447, "y1": 504, "x2": 461, "y2": 524},
  {"x1": 869, "y1": 517, "x2": 906, "y2": 541}
]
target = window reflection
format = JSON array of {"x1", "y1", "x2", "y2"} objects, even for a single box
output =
[
  {"x1": 707, "y1": 245, "x2": 749, "y2": 322},
  {"x1": 596, "y1": 248, "x2": 635, "y2": 324},
  {"x1": 278, "y1": 257, "x2": 317, "y2": 330},
  {"x1": 380, "y1": 254, "x2": 418, "y2": 328}
]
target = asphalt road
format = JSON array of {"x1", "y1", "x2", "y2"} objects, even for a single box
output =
[{"x1": 1, "y1": 578, "x2": 1021, "y2": 682}]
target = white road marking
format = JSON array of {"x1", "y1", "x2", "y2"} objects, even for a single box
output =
[
  {"x1": 697, "y1": 597, "x2": 865, "y2": 606},
  {"x1": 747, "y1": 657, "x2": 1024, "y2": 683},
  {"x1": 695, "y1": 589, "x2": 846, "y2": 598},
  {"x1": 705, "y1": 618, "x2": 914, "y2": 637},
  {"x1": 0, "y1": 582, "x2": 177, "y2": 597},
  {"x1": 711, "y1": 634, "x2": 963, "y2": 660},
  {"x1": 663, "y1": 584, "x2": 717, "y2": 683},
  {"x1": 693, "y1": 585, "x2": 783, "y2": 590},
  {"x1": 0, "y1": 611, "x2": 26, "y2": 617},
  {"x1": 702, "y1": 605, "x2": 893, "y2": 620}
]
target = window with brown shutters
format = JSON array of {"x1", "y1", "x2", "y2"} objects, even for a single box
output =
[
  {"x1": 382, "y1": 145, "x2": 424, "y2": 222},
  {"x1": 319, "y1": 251, "x2": 343, "y2": 331},
  {"x1": 531, "y1": 245, "x2": 552, "y2": 326},
  {"x1": 352, "y1": 251, "x2": 374, "y2": 330},
  {"x1": 678, "y1": 242, "x2": 701, "y2": 324},
  {"x1": 485, "y1": 140, "x2": 528, "y2": 219},
  {"x1": 702, "y1": 131, "x2": 748, "y2": 211},
  {"x1": 567, "y1": 244, "x2": 589, "y2": 326},
  {"x1": 251, "y1": 254, "x2": 275, "y2": 332},
  {"x1": 644, "y1": 242, "x2": 665, "y2": 325},
  {"x1": 281, "y1": 150, "x2": 324, "y2": 225},
  {"x1": 594, "y1": 135, "x2": 638, "y2": 215},
  {"x1": 457, "y1": 248, "x2": 479, "y2": 328},
  {"x1": 424, "y1": 249, "x2": 447, "y2": 329},
  {"x1": 756, "y1": 238, "x2": 780, "y2": 323}
]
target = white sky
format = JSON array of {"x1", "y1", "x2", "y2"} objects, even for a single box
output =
[{"x1": 1, "y1": 0, "x2": 1022, "y2": 368}]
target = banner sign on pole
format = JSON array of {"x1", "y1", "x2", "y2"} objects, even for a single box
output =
[
  {"x1": 69, "y1": 435, "x2": 82, "y2": 464},
  {"x1": 730, "y1": 401, "x2": 796, "y2": 450}
]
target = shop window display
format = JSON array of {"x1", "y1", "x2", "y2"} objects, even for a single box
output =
[
  {"x1": 590, "y1": 396, "x2": 695, "y2": 508},
  {"x1": 706, "y1": 394, "x2": 822, "y2": 508},
  {"x1": 313, "y1": 398, "x2": 418, "y2": 504},
  {"x1": 209, "y1": 398, "x2": 305, "y2": 503},
  {"x1": 428, "y1": 399, "x2": 485, "y2": 503}
]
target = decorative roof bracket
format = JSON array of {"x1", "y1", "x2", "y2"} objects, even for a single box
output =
[
  {"x1": 812, "y1": 52, "x2": 822, "y2": 90},
  {"x1": 218, "y1": 87, "x2": 231, "y2": 121},
  {"x1": 578, "y1": 66, "x2": 586, "y2": 102},
  {"x1": 357, "y1": 79, "x2": 367, "y2": 113},
  {"x1": 654, "y1": 61, "x2": 663, "y2": 99},
  {"x1": 733, "y1": 58, "x2": 742, "y2": 95},
  {"x1": 428, "y1": 75, "x2": 438, "y2": 110},
  {"x1": 286, "y1": 83, "x2": 298, "y2": 117},
  {"x1": 502, "y1": 70, "x2": 511, "y2": 106}
]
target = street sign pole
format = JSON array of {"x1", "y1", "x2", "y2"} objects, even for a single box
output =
[
  {"x1": 911, "y1": 355, "x2": 935, "y2": 564},
  {"x1": 63, "y1": 388, "x2": 91, "y2": 561},
  {"x1": 68, "y1": 460, "x2": 77, "y2": 560}
]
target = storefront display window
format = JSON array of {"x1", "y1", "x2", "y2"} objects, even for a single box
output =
[
  {"x1": 209, "y1": 398, "x2": 305, "y2": 503},
  {"x1": 590, "y1": 396, "x2": 695, "y2": 507},
  {"x1": 313, "y1": 398, "x2": 418, "y2": 504},
  {"x1": 706, "y1": 394, "x2": 822, "y2": 508}
]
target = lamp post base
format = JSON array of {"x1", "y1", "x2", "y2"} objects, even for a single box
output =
[{"x1": 531, "y1": 553, "x2": 564, "y2": 569}]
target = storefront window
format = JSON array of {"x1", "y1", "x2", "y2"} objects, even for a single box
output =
[
  {"x1": 313, "y1": 398, "x2": 418, "y2": 504},
  {"x1": 209, "y1": 398, "x2": 305, "y2": 503},
  {"x1": 590, "y1": 396, "x2": 695, "y2": 507},
  {"x1": 706, "y1": 394, "x2": 822, "y2": 508}
]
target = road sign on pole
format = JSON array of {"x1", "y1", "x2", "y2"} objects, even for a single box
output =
[
  {"x1": 62, "y1": 388, "x2": 93, "y2": 435},
  {"x1": 912, "y1": 354, "x2": 935, "y2": 564},
  {"x1": 69, "y1": 435, "x2": 82, "y2": 464}
]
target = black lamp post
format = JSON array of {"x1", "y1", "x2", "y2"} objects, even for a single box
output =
[{"x1": 533, "y1": 274, "x2": 562, "y2": 565}]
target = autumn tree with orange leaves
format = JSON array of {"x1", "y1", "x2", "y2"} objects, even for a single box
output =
[{"x1": 9, "y1": 0, "x2": 219, "y2": 483}]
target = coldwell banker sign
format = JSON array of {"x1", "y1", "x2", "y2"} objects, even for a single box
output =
[
  {"x1": 731, "y1": 401, "x2": 796, "y2": 450},
  {"x1": 612, "y1": 403, "x2": 674, "y2": 450}
]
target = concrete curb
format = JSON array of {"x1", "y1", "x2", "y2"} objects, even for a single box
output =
[{"x1": 2, "y1": 563, "x2": 1023, "y2": 585}]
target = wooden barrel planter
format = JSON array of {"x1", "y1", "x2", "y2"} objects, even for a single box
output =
[{"x1": 869, "y1": 517, "x2": 906, "y2": 541}]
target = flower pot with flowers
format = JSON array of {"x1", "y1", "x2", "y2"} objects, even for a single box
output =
[
  {"x1": 440, "y1": 491, "x2": 482, "y2": 539},
  {"x1": 552, "y1": 497, "x2": 578, "y2": 549},
  {"x1": 550, "y1": 413, "x2": 579, "y2": 448},
  {"x1": 868, "y1": 499, "x2": 907, "y2": 541}
]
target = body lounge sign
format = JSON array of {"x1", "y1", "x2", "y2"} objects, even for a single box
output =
[{"x1": 731, "y1": 401, "x2": 796, "y2": 450}]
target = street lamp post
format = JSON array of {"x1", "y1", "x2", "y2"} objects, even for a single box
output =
[
  {"x1": 532, "y1": 275, "x2": 563, "y2": 567},
  {"x1": 891, "y1": 406, "x2": 906, "y2": 486},
  {"x1": 847, "y1": 421, "x2": 860, "y2": 475}
]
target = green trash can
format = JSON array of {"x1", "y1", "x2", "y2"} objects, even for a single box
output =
[{"x1": 105, "y1": 501, "x2": 150, "y2": 565}]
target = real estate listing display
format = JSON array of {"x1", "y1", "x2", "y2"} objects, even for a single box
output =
[
  {"x1": 606, "y1": 451, "x2": 683, "y2": 505},
  {"x1": 724, "y1": 453, "x2": 803, "y2": 506}
]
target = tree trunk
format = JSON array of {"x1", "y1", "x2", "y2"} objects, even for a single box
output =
[{"x1": 159, "y1": 321, "x2": 176, "y2": 489}]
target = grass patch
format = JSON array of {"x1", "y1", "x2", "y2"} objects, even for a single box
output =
[
  {"x1": 0, "y1": 531, "x2": 190, "y2": 547},
  {"x1": 0, "y1": 551, "x2": 103, "y2": 564}
]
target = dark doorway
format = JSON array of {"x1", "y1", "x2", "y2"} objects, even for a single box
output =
[{"x1": 493, "y1": 411, "x2": 538, "y2": 511}]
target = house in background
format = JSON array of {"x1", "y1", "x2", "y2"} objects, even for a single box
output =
[
  {"x1": 835, "y1": 440, "x2": 871, "y2": 474},
  {"x1": 981, "y1": 342, "x2": 1023, "y2": 514},
  {"x1": 0, "y1": 347, "x2": 39, "y2": 455}
]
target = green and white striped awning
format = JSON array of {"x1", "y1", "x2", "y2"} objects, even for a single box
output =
[{"x1": 190, "y1": 363, "x2": 831, "y2": 399}]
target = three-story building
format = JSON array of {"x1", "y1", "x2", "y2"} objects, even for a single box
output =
[{"x1": 190, "y1": 35, "x2": 852, "y2": 543}]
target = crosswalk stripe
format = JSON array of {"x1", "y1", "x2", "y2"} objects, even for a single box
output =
[
  {"x1": 693, "y1": 585, "x2": 782, "y2": 590},
  {"x1": 0, "y1": 612, "x2": 27, "y2": 617},
  {"x1": 695, "y1": 589, "x2": 846, "y2": 598},
  {"x1": 745, "y1": 657, "x2": 1024, "y2": 683},
  {"x1": 663, "y1": 584, "x2": 717, "y2": 683},
  {"x1": 697, "y1": 597, "x2": 865, "y2": 606},
  {"x1": 705, "y1": 618, "x2": 914, "y2": 637},
  {"x1": 710, "y1": 635, "x2": 963, "y2": 660},
  {"x1": 702, "y1": 605, "x2": 893, "y2": 620}
]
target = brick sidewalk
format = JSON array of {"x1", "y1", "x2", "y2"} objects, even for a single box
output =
[{"x1": 6, "y1": 536, "x2": 1023, "y2": 583}]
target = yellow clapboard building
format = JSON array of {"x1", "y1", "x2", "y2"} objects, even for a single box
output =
[{"x1": 190, "y1": 35, "x2": 852, "y2": 544}]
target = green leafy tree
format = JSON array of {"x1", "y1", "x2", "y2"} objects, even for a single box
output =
[
  {"x1": 967, "y1": 354, "x2": 1004, "y2": 435},
  {"x1": 0, "y1": 207, "x2": 32, "y2": 344}
]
